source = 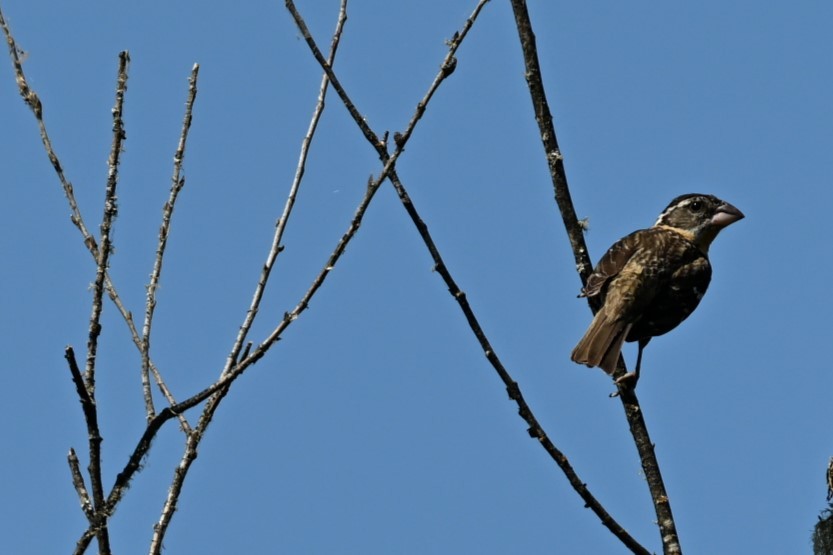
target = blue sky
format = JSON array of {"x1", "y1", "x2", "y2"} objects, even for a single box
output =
[{"x1": 1, "y1": 1, "x2": 831, "y2": 553}]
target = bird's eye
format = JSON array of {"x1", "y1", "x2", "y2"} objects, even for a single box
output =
[{"x1": 689, "y1": 201, "x2": 703, "y2": 212}]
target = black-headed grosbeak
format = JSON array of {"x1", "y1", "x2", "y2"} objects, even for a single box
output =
[{"x1": 571, "y1": 193, "x2": 744, "y2": 384}]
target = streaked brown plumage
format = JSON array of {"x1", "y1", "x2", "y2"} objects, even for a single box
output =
[{"x1": 571, "y1": 193, "x2": 744, "y2": 384}]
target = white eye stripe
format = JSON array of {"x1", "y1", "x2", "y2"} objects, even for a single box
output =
[
  {"x1": 676, "y1": 197, "x2": 703, "y2": 209},
  {"x1": 654, "y1": 196, "x2": 709, "y2": 225},
  {"x1": 654, "y1": 211, "x2": 671, "y2": 226}
]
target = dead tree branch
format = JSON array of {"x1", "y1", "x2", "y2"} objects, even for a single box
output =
[
  {"x1": 0, "y1": 6, "x2": 176, "y2": 427},
  {"x1": 508, "y1": 1, "x2": 680, "y2": 553},
  {"x1": 141, "y1": 63, "x2": 201, "y2": 427},
  {"x1": 65, "y1": 346, "x2": 107, "y2": 555}
]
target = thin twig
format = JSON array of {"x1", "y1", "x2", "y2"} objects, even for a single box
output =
[
  {"x1": 0, "y1": 7, "x2": 97, "y2": 254},
  {"x1": 284, "y1": 0, "x2": 381, "y2": 146},
  {"x1": 141, "y1": 63, "x2": 201, "y2": 427},
  {"x1": 68, "y1": 448, "x2": 95, "y2": 519},
  {"x1": 222, "y1": 3, "x2": 347, "y2": 379},
  {"x1": 149, "y1": 429, "x2": 197, "y2": 555},
  {"x1": 508, "y1": 1, "x2": 679, "y2": 553},
  {"x1": 80, "y1": 50, "x2": 130, "y2": 555},
  {"x1": 86, "y1": 50, "x2": 128, "y2": 386}
]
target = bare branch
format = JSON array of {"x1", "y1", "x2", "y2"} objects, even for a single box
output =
[
  {"x1": 65, "y1": 346, "x2": 108, "y2": 554},
  {"x1": 223, "y1": 2, "x2": 347, "y2": 378},
  {"x1": 149, "y1": 430, "x2": 197, "y2": 555},
  {"x1": 507, "y1": 5, "x2": 593, "y2": 284},
  {"x1": 508, "y1": 1, "x2": 678, "y2": 553},
  {"x1": 385, "y1": 172, "x2": 651, "y2": 554},
  {"x1": 284, "y1": 0, "x2": 380, "y2": 145},
  {"x1": 0, "y1": 7, "x2": 97, "y2": 254},
  {"x1": 73, "y1": 529, "x2": 97, "y2": 555},
  {"x1": 141, "y1": 63, "x2": 201, "y2": 427},
  {"x1": 106, "y1": 405, "x2": 175, "y2": 517},
  {"x1": 3, "y1": 20, "x2": 197, "y2": 545},
  {"x1": 66, "y1": 347, "x2": 93, "y2": 412},
  {"x1": 240, "y1": 0, "x2": 489, "y2": 372},
  {"x1": 1, "y1": 7, "x2": 180, "y2": 434},
  {"x1": 68, "y1": 448, "x2": 95, "y2": 520},
  {"x1": 394, "y1": 165, "x2": 651, "y2": 553},
  {"x1": 85, "y1": 50, "x2": 129, "y2": 384},
  {"x1": 78, "y1": 50, "x2": 130, "y2": 555}
]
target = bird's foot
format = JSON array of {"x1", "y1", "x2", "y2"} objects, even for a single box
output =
[
  {"x1": 608, "y1": 372, "x2": 638, "y2": 397},
  {"x1": 615, "y1": 372, "x2": 638, "y2": 387}
]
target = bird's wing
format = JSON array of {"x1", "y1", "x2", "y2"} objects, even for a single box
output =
[{"x1": 582, "y1": 230, "x2": 643, "y2": 299}]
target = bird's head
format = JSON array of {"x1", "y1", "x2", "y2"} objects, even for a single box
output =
[{"x1": 653, "y1": 193, "x2": 744, "y2": 252}]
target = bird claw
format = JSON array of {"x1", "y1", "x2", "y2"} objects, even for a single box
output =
[
  {"x1": 609, "y1": 373, "x2": 637, "y2": 398},
  {"x1": 614, "y1": 372, "x2": 639, "y2": 389}
]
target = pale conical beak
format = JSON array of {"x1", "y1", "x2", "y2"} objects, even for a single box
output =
[{"x1": 712, "y1": 201, "x2": 744, "y2": 228}]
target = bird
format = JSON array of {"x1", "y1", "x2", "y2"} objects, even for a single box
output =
[{"x1": 570, "y1": 193, "x2": 744, "y2": 385}]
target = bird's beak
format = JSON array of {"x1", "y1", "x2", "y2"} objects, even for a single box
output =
[{"x1": 711, "y1": 201, "x2": 744, "y2": 228}]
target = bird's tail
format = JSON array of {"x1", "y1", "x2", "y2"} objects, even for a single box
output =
[{"x1": 570, "y1": 309, "x2": 631, "y2": 375}]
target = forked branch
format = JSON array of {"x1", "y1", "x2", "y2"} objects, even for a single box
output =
[{"x1": 1, "y1": 6, "x2": 178, "y2": 429}]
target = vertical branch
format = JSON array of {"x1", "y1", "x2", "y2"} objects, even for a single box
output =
[
  {"x1": 65, "y1": 347, "x2": 108, "y2": 554},
  {"x1": 79, "y1": 50, "x2": 129, "y2": 555},
  {"x1": 85, "y1": 51, "x2": 130, "y2": 389},
  {"x1": 506, "y1": 1, "x2": 593, "y2": 283},
  {"x1": 141, "y1": 63, "x2": 201, "y2": 425},
  {"x1": 149, "y1": 426, "x2": 199, "y2": 555},
  {"x1": 507, "y1": 1, "x2": 681, "y2": 553}
]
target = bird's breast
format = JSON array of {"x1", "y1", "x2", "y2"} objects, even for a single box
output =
[{"x1": 626, "y1": 250, "x2": 712, "y2": 341}]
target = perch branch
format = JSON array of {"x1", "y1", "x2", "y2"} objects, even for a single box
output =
[{"x1": 508, "y1": 1, "x2": 679, "y2": 553}]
